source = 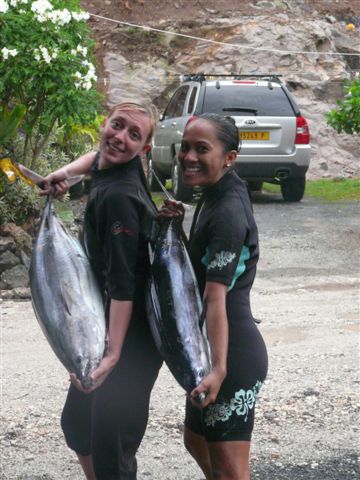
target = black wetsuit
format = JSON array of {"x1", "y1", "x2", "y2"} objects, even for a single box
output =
[
  {"x1": 61, "y1": 155, "x2": 163, "y2": 479},
  {"x1": 185, "y1": 169, "x2": 268, "y2": 442}
]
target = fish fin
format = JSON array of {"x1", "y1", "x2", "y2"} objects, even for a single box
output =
[
  {"x1": 146, "y1": 279, "x2": 163, "y2": 353},
  {"x1": 59, "y1": 281, "x2": 79, "y2": 316},
  {"x1": 148, "y1": 241, "x2": 155, "y2": 264}
]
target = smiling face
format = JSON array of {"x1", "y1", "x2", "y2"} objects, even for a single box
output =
[
  {"x1": 178, "y1": 119, "x2": 237, "y2": 187},
  {"x1": 99, "y1": 108, "x2": 152, "y2": 169}
]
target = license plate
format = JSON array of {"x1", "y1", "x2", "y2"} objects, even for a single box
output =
[{"x1": 240, "y1": 131, "x2": 269, "y2": 141}]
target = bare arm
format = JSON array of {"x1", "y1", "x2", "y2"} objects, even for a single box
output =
[
  {"x1": 71, "y1": 299, "x2": 133, "y2": 392},
  {"x1": 190, "y1": 281, "x2": 228, "y2": 407},
  {"x1": 40, "y1": 151, "x2": 96, "y2": 196}
]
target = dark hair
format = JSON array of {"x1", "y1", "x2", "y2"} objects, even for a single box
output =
[{"x1": 195, "y1": 113, "x2": 241, "y2": 153}]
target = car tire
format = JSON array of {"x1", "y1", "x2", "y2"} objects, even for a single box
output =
[
  {"x1": 171, "y1": 159, "x2": 193, "y2": 202},
  {"x1": 280, "y1": 177, "x2": 306, "y2": 202},
  {"x1": 146, "y1": 153, "x2": 166, "y2": 192}
]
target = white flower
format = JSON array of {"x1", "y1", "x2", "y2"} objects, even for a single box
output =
[
  {"x1": 49, "y1": 8, "x2": 71, "y2": 26},
  {"x1": 77, "y1": 45, "x2": 88, "y2": 56},
  {"x1": 0, "y1": 0, "x2": 9, "y2": 14},
  {"x1": 72, "y1": 11, "x2": 90, "y2": 21},
  {"x1": 31, "y1": 0, "x2": 52, "y2": 15},
  {"x1": 1, "y1": 47, "x2": 18, "y2": 60},
  {"x1": 9, "y1": 0, "x2": 26, "y2": 7},
  {"x1": 34, "y1": 45, "x2": 57, "y2": 64},
  {"x1": 71, "y1": 45, "x2": 88, "y2": 57}
]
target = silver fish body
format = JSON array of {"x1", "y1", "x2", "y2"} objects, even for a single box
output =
[
  {"x1": 29, "y1": 197, "x2": 106, "y2": 389},
  {"x1": 146, "y1": 218, "x2": 211, "y2": 395}
]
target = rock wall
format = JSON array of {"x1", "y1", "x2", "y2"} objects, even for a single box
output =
[
  {"x1": 0, "y1": 224, "x2": 33, "y2": 299},
  {"x1": 101, "y1": 13, "x2": 359, "y2": 179}
]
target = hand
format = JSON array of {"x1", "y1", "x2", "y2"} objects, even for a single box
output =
[
  {"x1": 158, "y1": 199, "x2": 185, "y2": 220},
  {"x1": 69, "y1": 350, "x2": 119, "y2": 394},
  {"x1": 190, "y1": 367, "x2": 226, "y2": 408},
  {"x1": 39, "y1": 170, "x2": 69, "y2": 197}
]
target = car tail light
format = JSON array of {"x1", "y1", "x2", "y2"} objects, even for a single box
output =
[{"x1": 295, "y1": 116, "x2": 310, "y2": 144}]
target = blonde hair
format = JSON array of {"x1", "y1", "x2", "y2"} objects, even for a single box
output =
[{"x1": 107, "y1": 100, "x2": 159, "y2": 144}]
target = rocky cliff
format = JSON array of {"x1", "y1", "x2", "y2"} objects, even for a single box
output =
[{"x1": 83, "y1": 0, "x2": 360, "y2": 179}]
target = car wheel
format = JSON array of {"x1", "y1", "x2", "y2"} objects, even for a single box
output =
[
  {"x1": 171, "y1": 159, "x2": 193, "y2": 202},
  {"x1": 280, "y1": 177, "x2": 306, "y2": 202},
  {"x1": 146, "y1": 153, "x2": 165, "y2": 192}
]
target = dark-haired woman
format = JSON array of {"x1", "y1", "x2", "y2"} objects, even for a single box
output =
[{"x1": 160, "y1": 113, "x2": 268, "y2": 480}]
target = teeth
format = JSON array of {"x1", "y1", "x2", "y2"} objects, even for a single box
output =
[
  {"x1": 108, "y1": 143, "x2": 123, "y2": 153},
  {"x1": 185, "y1": 167, "x2": 201, "y2": 172}
]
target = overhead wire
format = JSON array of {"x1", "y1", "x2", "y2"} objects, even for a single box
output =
[{"x1": 88, "y1": 12, "x2": 360, "y2": 58}]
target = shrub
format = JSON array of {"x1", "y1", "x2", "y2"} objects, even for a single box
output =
[
  {"x1": 0, "y1": 0, "x2": 102, "y2": 170},
  {"x1": 326, "y1": 76, "x2": 360, "y2": 135}
]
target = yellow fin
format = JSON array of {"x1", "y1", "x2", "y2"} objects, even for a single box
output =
[{"x1": 0, "y1": 158, "x2": 36, "y2": 186}]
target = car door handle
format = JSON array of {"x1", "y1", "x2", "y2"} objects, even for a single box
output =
[
  {"x1": 171, "y1": 122, "x2": 177, "y2": 126},
  {"x1": 160, "y1": 125, "x2": 166, "y2": 129}
]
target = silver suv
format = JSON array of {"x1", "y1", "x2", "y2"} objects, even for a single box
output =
[{"x1": 147, "y1": 74, "x2": 311, "y2": 202}]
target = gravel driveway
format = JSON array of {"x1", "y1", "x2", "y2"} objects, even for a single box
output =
[{"x1": 1, "y1": 191, "x2": 359, "y2": 479}]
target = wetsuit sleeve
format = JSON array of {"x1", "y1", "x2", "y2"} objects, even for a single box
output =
[
  {"x1": 102, "y1": 189, "x2": 141, "y2": 300},
  {"x1": 204, "y1": 203, "x2": 249, "y2": 287}
]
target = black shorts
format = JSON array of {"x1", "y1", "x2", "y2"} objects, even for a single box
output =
[
  {"x1": 185, "y1": 379, "x2": 264, "y2": 442},
  {"x1": 185, "y1": 316, "x2": 268, "y2": 443}
]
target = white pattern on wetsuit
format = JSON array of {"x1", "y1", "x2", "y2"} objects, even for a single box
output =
[
  {"x1": 208, "y1": 251, "x2": 236, "y2": 270},
  {"x1": 204, "y1": 380, "x2": 263, "y2": 426}
]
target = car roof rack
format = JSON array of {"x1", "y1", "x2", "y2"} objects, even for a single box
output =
[{"x1": 182, "y1": 73, "x2": 283, "y2": 83}]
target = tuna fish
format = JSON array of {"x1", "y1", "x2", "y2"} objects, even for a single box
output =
[
  {"x1": 29, "y1": 195, "x2": 106, "y2": 389},
  {"x1": 146, "y1": 217, "x2": 211, "y2": 398}
]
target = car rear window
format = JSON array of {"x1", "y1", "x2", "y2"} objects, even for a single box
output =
[{"x1": 202, "y1": 85, "x2": 295, "y2": 116}]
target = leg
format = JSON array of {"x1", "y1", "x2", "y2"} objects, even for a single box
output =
[
  {"x1": 76, "y1": 453, "x2": 96, "y2": 480},
  {"x1": 91, "y1": 323, "x2": 162, "y2": 479},
  {"x1": 184, "y1": 426, "x2": 213, "y2": 480},
  {"x1": 208, "y1": 441, "x2": 251, "y2": 480},
  {"x1": 61, "y1": 384, "x2": 94, "y2": 478}
]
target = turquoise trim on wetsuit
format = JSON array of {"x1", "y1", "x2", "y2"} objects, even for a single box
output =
[{"x1": 201, "y1": 246, "x2": 251, "y2": 291}]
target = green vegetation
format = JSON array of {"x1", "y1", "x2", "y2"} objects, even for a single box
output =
[
  {"x1": 0, "y1": 0, "x2": 102, "y2": 169},
  {"x1": 0, "y1": 0, "x2": 103, "y2": 225},
  {"x1": 263, "y1": 178, "x2": 360, "y2": 202},
  {"x1": 326, "y1": 77, "x2": 360, "y2": 135}
]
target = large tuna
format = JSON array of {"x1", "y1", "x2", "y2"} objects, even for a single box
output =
[
  {"x1": 29, "y1": 195, "x2": 106, "y2": 389},
  {"x1": 146, "y1": 217, "x2": 211, "y2": 398}
]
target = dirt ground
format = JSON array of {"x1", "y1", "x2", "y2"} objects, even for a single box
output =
[{"x1": 1, "y1": 191, "x2": 359, "y2": 479}]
